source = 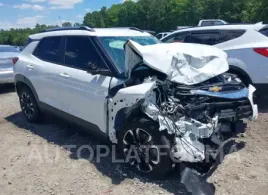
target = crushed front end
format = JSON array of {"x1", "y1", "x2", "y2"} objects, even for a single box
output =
[
  {"x1": 142, "y1": 74, "x2": 258, "y2": 163},
  {"x1": 107, "y1": 40, "x2": 258, "y2": 186}
]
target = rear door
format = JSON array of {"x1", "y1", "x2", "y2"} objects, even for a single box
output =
[{"x1": 30, "y1": 36, "x2": 65, "y2": 109}]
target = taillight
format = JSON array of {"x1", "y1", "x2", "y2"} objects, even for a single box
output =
[
  {"x1": 12, "y1": 57, "x2": 19, "y2": 65},
  {"x1": 253, "y1": 48, "x2": 268, "y2": 57}
]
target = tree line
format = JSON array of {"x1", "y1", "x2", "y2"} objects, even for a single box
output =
[{"x1": 0, "y1": 0, "x2": 267, "y2": 46}]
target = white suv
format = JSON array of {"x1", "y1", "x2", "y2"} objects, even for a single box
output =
[
  {"x1": 161, "y1": 22, "x2": 268, "y2": 93},
  {"x1": 14, "y1": 26, "x2": 257, "y2": 179}
]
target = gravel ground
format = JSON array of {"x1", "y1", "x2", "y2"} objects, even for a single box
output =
[{"x1": 0, "y1": 84, "x2": 268, "y2": 195}]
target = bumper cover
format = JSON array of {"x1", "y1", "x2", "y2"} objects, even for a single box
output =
[
  {"x1": 0, "y1": 70, "x2": 14, "y2": 83},
  {"x1": 190, "y1": 84, "x2": 258, "y2": 120}
]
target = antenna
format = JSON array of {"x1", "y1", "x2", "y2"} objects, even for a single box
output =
[{"x1": 58, "y1": 16, "x2": 63, "y2": 27}]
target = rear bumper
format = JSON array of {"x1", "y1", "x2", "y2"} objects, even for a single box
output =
[{"x1": 0, "y1": 70, "x2": 14, "y2": 83}]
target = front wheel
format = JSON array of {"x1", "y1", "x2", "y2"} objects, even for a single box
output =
[{"x1": 117, "y1": 118, "x2": 172, "y2": 179}]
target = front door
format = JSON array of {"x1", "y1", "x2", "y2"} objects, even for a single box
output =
[{"x1": 55, "y1": 36, "x2": 112, "y2": 133}]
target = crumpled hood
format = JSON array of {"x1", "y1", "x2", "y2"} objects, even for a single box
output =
[{"x1": 124, "y1": 40, "x2": 229, "y2": 85}]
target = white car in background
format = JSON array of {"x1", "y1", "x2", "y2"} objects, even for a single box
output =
[
  {"x1": 161, "y1": 22, "x2": 268, "y2": 93},
  {"x1": 0, "y1": 45, "x2": 20, "y2": 84},
  {"x1": 198, "y1": 19, "x2": 228, "y2": 26}
]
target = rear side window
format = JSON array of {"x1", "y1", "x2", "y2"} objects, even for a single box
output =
[
  {"x1": 201, "y1": 21, "x2": 214, "y2": 26},
  {"x1": 219, "y1": 30, "x2": 246, "y2": 43},
  {"x1": 64, "y1": 36, "x2": 106, "y2": 70},
  {"x1": 162, "y1": 32, "x2": 188, "y2": 43},
  {"x1": 259, "y1": 28, "x2": 268, "y2": 37},
  {"x1": 34, "y1": 37, "x2": 63, "y2": 64},
  {"x1": 189, "y1": 31, "x2": 221, "y2": 45},
  {"x1": 25, "y1": 38, "x2": 33, "y2": 46}
]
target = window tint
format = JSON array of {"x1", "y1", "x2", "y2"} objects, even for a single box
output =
[
  {"x1": 156, "y1": 34, "x2": 162, "y2": 39},
  {"x1": 201, "y1": 21, "x2": 214, "y2": 26},
  {"x1": 220, "y1": 30, "x2": 246, "y2": 43},
  {"x1": 259, "y1": 28, "x2": 268, "y2": 37},
  {"x1": 162, "y1": 32, "x2": 187, "y2": 43},
  {"x1": 214, "y1": 21, "x2": 224, "y2": 25},
  {"x1": 35, "y1": 37, "x2": 62, "y2": 64},
  {"x1": 65, "y1": 36, "x2": 105, "y2": 70},
  {"x1": 189, "y1": 32, "x2": 221, "y2": 45}
]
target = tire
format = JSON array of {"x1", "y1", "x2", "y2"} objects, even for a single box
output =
[
  {"x1": 117, "y1": 118, "x2": 172, "y2": 179},
  {"x1": 18, "y1": 86, "x2": 41, "y2": 123}
]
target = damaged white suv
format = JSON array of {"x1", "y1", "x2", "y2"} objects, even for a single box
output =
[{"x1": 14, "y1": 27, "x2": 258, "y2": 179}]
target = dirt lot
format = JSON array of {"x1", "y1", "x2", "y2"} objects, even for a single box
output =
[{"x1": 0, "y1": 84, "x2": 268, "y2": 195}]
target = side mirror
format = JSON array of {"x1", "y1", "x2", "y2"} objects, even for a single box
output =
[
  {"x1": 87, "y1": 62, "x2": 99, "y2": 75},
  {"x1": 87, "y1": 62, "x2": 113, "y2": 77}
]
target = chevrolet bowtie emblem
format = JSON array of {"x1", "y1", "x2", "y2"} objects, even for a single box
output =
[{"x1": 209, "y1": 86, "x2": 222, "y2": 92}]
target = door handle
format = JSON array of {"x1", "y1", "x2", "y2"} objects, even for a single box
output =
[
  {"x1": 27, "y1": 65, "x2": 34, "y2": 69},
  {"x1": 59, "y1": 73, "x2": 70, "y2": 78}
]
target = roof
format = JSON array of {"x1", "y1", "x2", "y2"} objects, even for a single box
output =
[
  {"x1": 162, "y1": 23, "x2": 267, "y2": 40},
  {"x1": 157, "y1": 32, "x2": 170, "y2": 34},
  {"x1": 29, "y1": 27, "x2": 151, "y2": 40}
]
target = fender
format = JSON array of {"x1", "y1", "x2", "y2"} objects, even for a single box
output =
[
  {"x1": 14, "y1": 74, "x2": 40, "y2": 102},
  {"x1": 108, "y1": 80, "x2": 156, "y2": 143}
]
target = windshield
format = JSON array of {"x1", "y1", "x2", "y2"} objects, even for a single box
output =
[
  {"x1": 0, "y1": 46, "x2": 20, "y2": 53},
  {"x1": 98, "y1": 36, "x2": 160, "y2": 72}
]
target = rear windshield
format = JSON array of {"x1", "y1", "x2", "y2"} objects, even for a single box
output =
[
  {"x1": 0, "y1": 46, "x2": 19, "y2": 53},
  {"x1": 259, "y1": 28, "x2": 268, "y2": 37}
]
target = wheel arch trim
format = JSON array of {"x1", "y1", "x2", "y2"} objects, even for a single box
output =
[
  {"x1": 14, "y1": 74, "x2": 39, "y2": 102},
  {"x1": 228, "y1": 65, "x2": 253, "y2": 85}
]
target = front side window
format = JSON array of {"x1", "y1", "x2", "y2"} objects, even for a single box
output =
[
  {"x1": 98, "y1": 36, "x2": 159, "y2": 72},
  {"x1": 64, "y1": 36, "x2": 106, "y2": 70},
  {"x1": 34, "y1": 37, "x2": 62, "y2": 64},
  {"x1": 189, "y1": 32, "x2": 221, "y2": 45}
]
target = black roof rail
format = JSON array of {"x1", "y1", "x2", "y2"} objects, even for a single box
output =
[
  {"x1": 41, "y1": 26, "x2": 95, "y2": 33},
  {"x1": 128, "y1": 27, "x2": 143, "y2": 32},
  {"x1": 114, "y1": 27, "x2": 143, "y2": 32}
]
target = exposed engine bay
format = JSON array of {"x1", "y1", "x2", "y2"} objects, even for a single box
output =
[
  {"x1": 108, "y1": 40, "x2": 258, "y2": 165},
  {"x1": 142, "y1": 74, "x2": 257, "y2": 163}
]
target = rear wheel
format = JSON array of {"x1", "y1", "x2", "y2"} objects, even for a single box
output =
[
  {"x1": 117, "y1": 118, "x2": 172, "y2": 179},
  {"x1": 18, "y1": 86, "x2": 41, "y2": 123}
]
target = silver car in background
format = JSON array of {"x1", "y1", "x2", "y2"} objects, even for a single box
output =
[{"x1": 0, "y1": 45, "x2": 20, "y2": 83}]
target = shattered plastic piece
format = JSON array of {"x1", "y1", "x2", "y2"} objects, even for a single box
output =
[
  {"x1": 180, "y1": 166, "x2": 215, "y2": 195},
  {"x1": 190, "y1": 87, "x2": 249, "y2": 99},
  {"x1": 173, "y1": 133, "x2": 205, "y2": 162},
  {"x1": 125, "y1": 40, "x2": 229, "y2": 85},
  {"x1": 143, "y1": 101, "x2": 217, "y2": 162},
  {"x1": 248, "y1": 85, "x2": 258, "y2": 120}
]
